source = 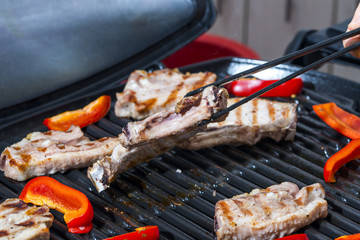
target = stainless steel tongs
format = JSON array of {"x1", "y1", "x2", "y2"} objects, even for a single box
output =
[{"x1": 186, "y1": 27, "x2": 360, "y2": 126}]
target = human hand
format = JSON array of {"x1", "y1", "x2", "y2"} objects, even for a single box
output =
[{"x1": 343, "y1": 3, "x2": 360, "y2": 58}]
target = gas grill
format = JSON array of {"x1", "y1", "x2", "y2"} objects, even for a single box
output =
[
  {"x1": 1, "y1": 1, "x2": 360, "y2": 240},
  {"x1": 1, "y1": 57, "x2": 360, "y2": 239}
]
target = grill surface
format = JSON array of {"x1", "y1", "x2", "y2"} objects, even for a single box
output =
[{"x1": 1, "y1": 57, "x2": 360, "y2": 239}]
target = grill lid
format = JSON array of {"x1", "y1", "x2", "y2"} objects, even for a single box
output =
[
  {"x1": 0, "y1": 0, "x2": 216, "y2": 110},
  {"x1": 1, "y1": 57, "x2": 360, "y2": 239}
]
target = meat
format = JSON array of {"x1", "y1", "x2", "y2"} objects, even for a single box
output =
[
  {"x1": 88, "y1": 86, "x2": 228, "y2": 192},
  {"x1": 115, "y1": 68, "x2": 217, "y2": 120},
  {"x1": 115, "y1": 68, "x2": 297, "y2": 150},
  {"x1": 214, "y1": 182, "x2": 328, "y2": 240},
  {"x1": 0, "y1": 126, "x2": 119, "y2": 181},
  {"x1": 179, "y1": 98, "x2": 297, "y2": 150},
  {"x1": 0, "y1": 198, "x2": 53, "y2": 240}
]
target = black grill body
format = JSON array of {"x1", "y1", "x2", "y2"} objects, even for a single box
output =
[{"x1": 1, "y1": 58, "x2": 360, "y2": 239}]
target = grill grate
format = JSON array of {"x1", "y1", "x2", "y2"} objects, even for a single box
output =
[{"x1": 1, "y1": 58, "x2": 360, "y2": 239}]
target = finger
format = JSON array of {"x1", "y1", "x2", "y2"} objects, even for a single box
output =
[
  {"x1": 343, "y1": 3, "x2": 360, "y2": 57},
  {"x1": 348, "y1": 3, "x2": 360, "y2": 31},
  {"x1": 343, "y1": 33, "x2": 360, "y2": 58}
]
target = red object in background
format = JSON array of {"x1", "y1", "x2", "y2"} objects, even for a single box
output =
[
  {"x1": 163, "y1": 34, "x2": 260, "y2": 68},
  {"x1": 225, "y1": 77, "x2": 303, "y2": 97}
]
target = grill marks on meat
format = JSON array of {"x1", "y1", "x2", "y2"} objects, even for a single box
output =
[
  {"x1": 115, "y1": 68, "x2": 217, "y2": 120},
  {"x1": 0, "y1": 198, "x2": 53, "y2": 240},
  {"x1": 214, "y1": 182, "x2": 328, "y2": 240},
  {"x1": 179, "y1": 98, "x2": 297, "y2": 150},
  {"x1": 0, "y1": 126, "x2": 119, "y2": 181},
  {"x1": 116, "y1": 68, "x2": 297, "y2": 151},
  {"x1": 88, "y1": 86, "x2": 229, "y2": 192}
]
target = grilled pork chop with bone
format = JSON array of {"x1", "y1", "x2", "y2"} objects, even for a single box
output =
[
  {"x1": 115, "y1": 68, "x2": 217, "y2": 120},
  {"x1": 88, "y1": 85, "x2": 228, "y2": 192},
  {"x1": 215, "y1": 182, "x2": 328, "y2": 240},
  {"x1": 0, "y1": 198, "x2": 53, "y2": 240},
  {"x1": 0, "y1": 126, "x2": 119, "y2": 181},
  {"x1": 179, "y1": 98, "x2": 297, "y2": 150},
  {"x1": 115, "y1": 69, "x2": 297, "y2": 150}
]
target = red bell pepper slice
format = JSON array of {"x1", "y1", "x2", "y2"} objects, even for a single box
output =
[
  {"x1": 19, "y1": 176, "x2": 94, "y2": 234},
  {"x1": 275, "y1": 233, "x2": 309, "y2": 240},
  {"x1": 324, "y1": 138, "x2": 360, "y2": 182},
  {"x1": 103, "y1": 226, "x2": 159, "y2": 240},
  {"x1": 43, "y1": 95, "x2": 111, "y2": 131},
  {"x1": 225, "y1": 77, "x2": 303, "y2": 97},
  {"x1": 313, "y1": 102, "x2": 360, "y2": 139},
  {"x1": 335, "y1": 233, "x2": 360, "y2": 240},
  {"x1": 68, "y1": 223, "x2": 94, "y2": 234}
]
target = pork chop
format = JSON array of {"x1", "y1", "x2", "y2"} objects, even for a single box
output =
[
  {"x1": 0, "y1": 198, "x2": 53, "y2": 240},
  {"x1": 179, "y1": 98, "x2": 297, "y2": 150},
  {"x1": 214, "y1": 182, "x2": 328, "y2": 240},
  {"x1": 114, "y1": 68, "x2": 217, "y2": 120},
  {"x1": 0, "y1": 126, "x2": 119, "y2": 181},
  {"x1": 88, "y1": 86, "x2": 229, "y2": 192}
]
